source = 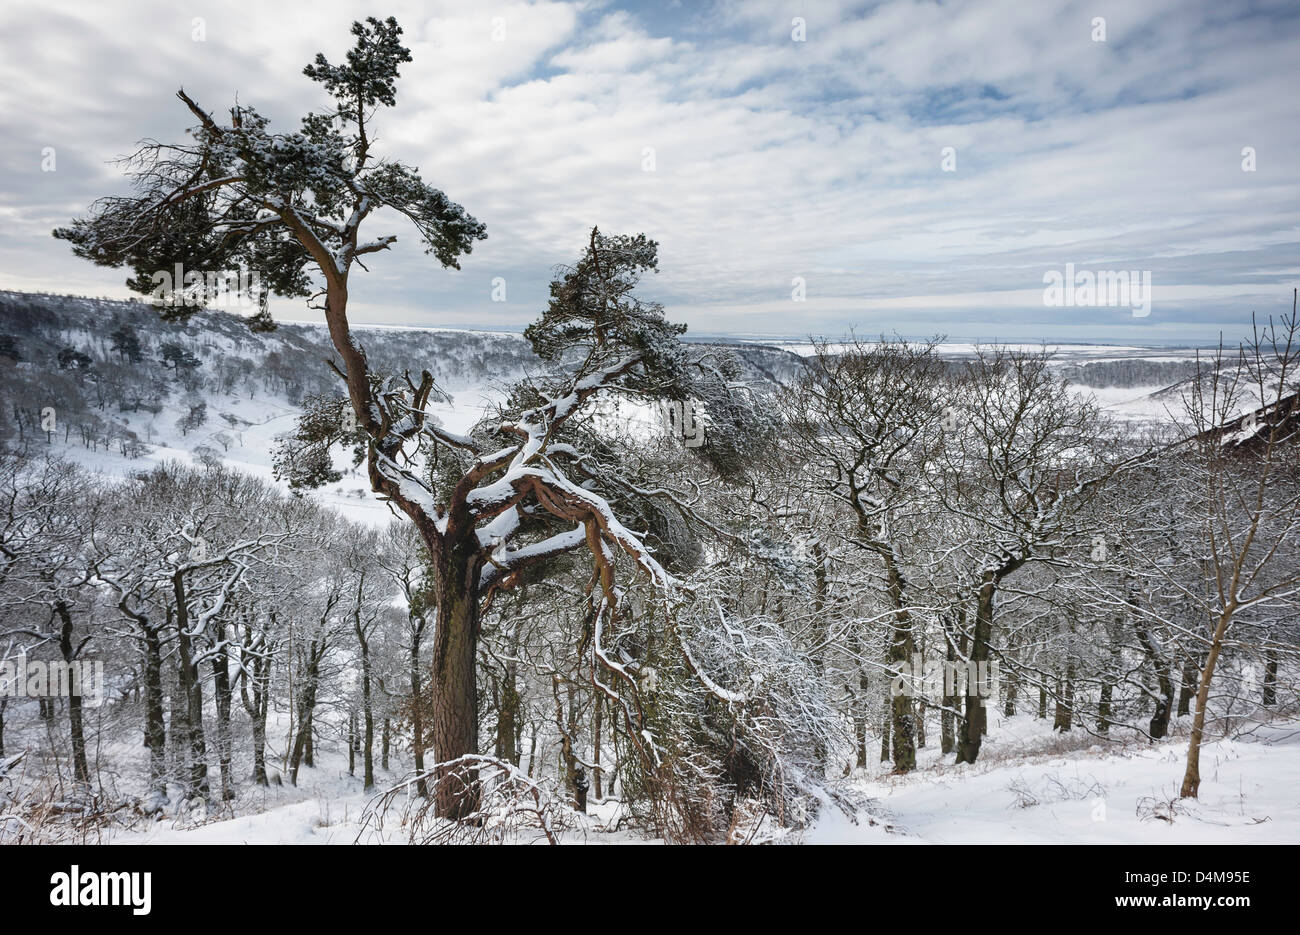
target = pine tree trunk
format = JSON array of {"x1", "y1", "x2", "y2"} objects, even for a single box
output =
[
  {"x1": 429, "y1": 541, "x2": 483, "y2": 820},
  {"x1": 495, "y1": 662, "x2": 519, "y2": 765}
]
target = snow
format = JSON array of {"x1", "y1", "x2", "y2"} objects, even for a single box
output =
[
  {"x1": 45, "y1": 385, "x2": 503, "y2": 529},
  {"x1": 769, "y1": 341, "x2": 1177, "y2": 359},
  {"x1": 811, "y1": 713, "x2": 1300, "y2": 845},
  {"x1": 98, "y1": 707, "x2": 1300, "y2": 845}
]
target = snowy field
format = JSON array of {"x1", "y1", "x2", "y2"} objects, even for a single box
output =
[{"x1": 764, "y1": 341, "x2": 1206, "y2": 361}]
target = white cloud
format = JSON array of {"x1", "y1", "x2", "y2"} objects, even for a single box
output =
[{"x1": 1, "y1": 0, "x2": 1296, "y2": 342}]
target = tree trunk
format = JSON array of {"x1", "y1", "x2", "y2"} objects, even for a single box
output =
[
  {"x1": 593, "y1": 699, "x2": 604, "y2": 799},
  {"x1": 288, "y1": 644, "x2": 322, "y2": 785},
  {"x1": 1131, "y1": 600, "x2": 1173, "y2": 739},
  {"x1": 429, "y1": 541, "x2": 483, "y2": 820},
  {"x1": 172, "y1": 574, "x2": 209, "y2": 799},
  {"x1": 879, "y1": 542, "x2": 916, "y2": 773},
  {"x1": 1098, "y1": 680, "x2": 1112, "y2": 733},
  {"x1": 304, "y1": 712, "x2": 314, "y2": 766},
  {"x1": 354, "y1": 590, "x2": 374, "y2": 790},
  {"x1": 1262, "y1": 647, "x2": 1278, "y2": 706},
  {"x1": 409, "y1": 640, "x2": 426, "y2": 796},
  {"x1": 142, "y1": 622, "x2": 167, "y2": 798},
  {"x1": 1177, "y1": 657, "x2": 1197, "y2": 716},
  {"x1": 855, "y1": 709, "x2": 869, "y2": 766},
  {"x1": 1003, "y1": 660, "x2": 1019, "y2": 717},
  {"x1": 55, "y1": 601, "x2": 90, "y2": 787},
  {"x1": 941, "y1": 626, "x2": 956, "y2": 754},
  {"x1": 956, "y1": 579, "x2": 993, "y2": 764},
  {"x1": 1182, "y1": 610, "x2": 1233, "y2": 798},
  {"x1": 212, "y1": 622, "x2": 235, "y2": 802},
  {"x1": 251, "y1": 714, "x2": 268, "y2": 786},
  {"x1": 348, "y1": 711, "x2": 357, "y2": 776},
  {"x1": 239, "y1": 642, "x2": 270, "y2": 787},
  {"x1": 168, "y1": 665, "x2": 186, "y2": 784},
  {"x1": 495, "y1": 662, "x2": 519, "y2": 765},
  {"x1": 1053, "y1": 664, "x2": 1074, "y2": 732}
]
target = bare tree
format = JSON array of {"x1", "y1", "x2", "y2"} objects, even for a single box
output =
[{"x1": 1171, "y1": 298, "x2": 1300, "y2": 797}]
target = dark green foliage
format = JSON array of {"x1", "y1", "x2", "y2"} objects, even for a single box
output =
[
  {"x1": 525, "y1": 230, "x2": 689, "y2": 397},
  {"x1": 160, "y1": 343, "x2": 200, "y2": 373},
  {"x1": 52, "y1": 16, "x2": 484, "y2": 327},
  {"x1": 110, "y1": 324, "x2": 143, "y2": 363},
  {"x1": 57, "y1": 347, "x2": 93, "y2": 371},
  {"x1": 271, "y1": 393, "x2": 367, "y2": 492},
  {"x1": 303, "y1": 17, "x2": 411, "y2": 114}
]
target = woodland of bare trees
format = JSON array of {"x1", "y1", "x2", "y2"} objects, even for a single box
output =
[{"x1": 4, "y1": 303, "x2": 1296, "y2": 842}]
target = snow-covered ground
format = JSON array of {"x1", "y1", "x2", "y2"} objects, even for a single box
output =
[
  {"x1": 49, "y1": 385, "x2": 505, "y2": 528},
  {"x1": 810, "y1": 713, "x2": 1300, "y2": 845},
  {"x1": 102, "y1": 711, "x2": 1300, "y2": 845},
  {"x1": 1066, "y1": 383, "x2": 1182, "y2": 425}
]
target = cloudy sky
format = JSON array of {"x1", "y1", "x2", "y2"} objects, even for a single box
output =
[{"x1": 2, "y1": 0, "x2": 1298, "y2": 343}]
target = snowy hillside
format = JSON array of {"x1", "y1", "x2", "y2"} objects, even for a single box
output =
[
  {"x1": 3, "y1": 287, "x2": 1296, "y2": 856},
  {"x1": 101, "y1": 711, "x2": 1300, "y2": 845}
]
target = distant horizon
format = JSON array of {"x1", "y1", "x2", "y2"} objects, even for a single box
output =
[{"x1": 2, "y1": 286, "x2": 1247, "y2": 351}]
